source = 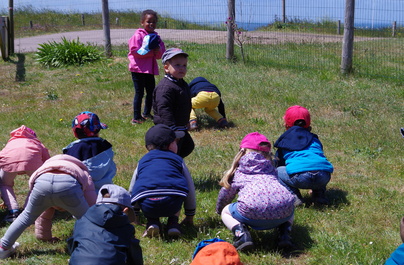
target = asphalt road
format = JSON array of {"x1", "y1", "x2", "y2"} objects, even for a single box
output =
[{"x1": 11, "y1": 28, "x2": 377, "y2": 54}]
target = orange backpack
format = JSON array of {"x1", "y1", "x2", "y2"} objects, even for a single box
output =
[{"x1": 190, "y1": 239, "x2": 242, "y2": 265}]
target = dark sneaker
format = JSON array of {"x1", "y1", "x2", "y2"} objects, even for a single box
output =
[
  {"x1": 277, "y1": 234, "x2": 294, "y2": 249},
  {"x1": 217, "y1": 118, "x2": 229, "y2": 128},
  {"x1": 232, "y1": 224, "x2": 254, "y2": 251},
  {"x1": 312, "y1": 190, "x2": 329, "y2": 205},
  {"x1": 167, "y1": 222, "x2": 181, "y2": 237},
  {"x1": 142, "y1": 114, "x2": 153, "y2": 120},
  {"x1": 4, "y1": 210, "x2": 20, "y2": 223}
]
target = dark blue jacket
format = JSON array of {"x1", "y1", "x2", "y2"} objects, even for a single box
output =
[
  {"x1": 189, "y1": 77, "x2": 226, "y2": 118},
  {"x1": 274, "y1": 126, "x2": 334, "y2": 174},
  {"x1": 131, "y1": 149, "x2": 189, "y2": 203},
  {"x1": 68, "y1": 204, "x2": 142, "y2": 265}
]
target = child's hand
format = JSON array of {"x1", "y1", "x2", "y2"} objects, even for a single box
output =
[
  {"x1": 123, "y1": 207, "x2": 137, "y2": 223},
  {"x1": 180, "y1": 215, "x2": 194, "y2": 226}
]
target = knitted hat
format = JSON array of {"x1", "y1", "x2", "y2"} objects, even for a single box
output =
[
  {"x1": 240, "y1": 132, "x2": 271, "y2": 152},
  {"x1": 96, "y1": 184, "x2": 131, "y2": 208},
  {"x1": 72, "y1": 111, "x2": 107, "y2": 138},
  {"x1": 283, "y1": 105, "x2": 311, "y2": 129}
]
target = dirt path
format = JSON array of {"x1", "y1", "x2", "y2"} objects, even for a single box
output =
[{"x1": 13, "y1": 28, "x2": 379, "y2": 53}]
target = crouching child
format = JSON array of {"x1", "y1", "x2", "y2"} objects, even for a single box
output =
[{"x1": 68, "y1": 184, "x2": 143, "y2": 265}]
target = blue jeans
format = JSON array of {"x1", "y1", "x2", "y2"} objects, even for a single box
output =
[
  {"x1": 277, "y1": 166, "x2": 331, "y2": 198},
  {"x1": 131, "y1": 72, "x2": 155, "y2": 120},
  {"x1": 0, "y1": 173, "x2": 89, "y2": 248}
]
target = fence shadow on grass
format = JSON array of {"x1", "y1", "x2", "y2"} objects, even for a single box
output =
[{"x1": 7, "y1": 53, "x2": 26, "y2": 82}]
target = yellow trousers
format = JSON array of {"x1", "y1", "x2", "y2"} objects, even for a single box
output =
[{"x1": 190, "y1": 91, "x2": 223, "y2": 121}]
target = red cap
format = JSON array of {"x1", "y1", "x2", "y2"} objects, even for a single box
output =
[
  {"x1": 283, "y1": 105, "x2": 311, "y2": 129},
  {"x1": 240, "y1": 132, "x2": 271, "y2": 152}
]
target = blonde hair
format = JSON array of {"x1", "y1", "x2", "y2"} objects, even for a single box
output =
[{"x1": 219, "y1": 146, "x2": 274, "y2": 189}]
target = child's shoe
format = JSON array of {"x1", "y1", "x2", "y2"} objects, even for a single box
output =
[
  {"x1": 232, "y1": 224, "x2": 254, "y2": 251},
  {"x1": 167, "y1": 222, "x2": 181, "y2": 237},
  {"x1": 0, "y1": 242, "x2": 20, "y2": 259},
  {"x1": 4, "y1": 209, "x2": 20, "y2": 223},
  {"x1": 131, "y1": 118, "x2": 145, "y2": 125},
  {"x1": 294, "y1": 196, "x2": 305, "y2": 207},
  {"x1": 142, "y1": 224, "x2": 160, "y2": 238},
  {"x1": 217, "y1": 118, "x2": 229, "y2": 128},
  {"x1": 189, "y1": 119, "x2": 198, "y2": 131},
  {"x1": 277, "y1": 222, "x2": 294, "y2": 249},
  {"x1": 312, "y1": 190, "x2": 329, "y2": 205},
  {"x1": 142, "y1": 114, "x2": 153, "y2": 120}
]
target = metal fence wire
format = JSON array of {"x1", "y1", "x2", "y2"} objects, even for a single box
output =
[{"x1": 3, "y1": 0, "x2": 404, "y2": 80}]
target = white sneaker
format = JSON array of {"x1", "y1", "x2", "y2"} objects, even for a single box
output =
[
  {"x1": 142, "y1": 224, "x2": 160, "y2": 238},
  {"x1": 0, "y1": 242, "x2": 20, "y2": 259}
]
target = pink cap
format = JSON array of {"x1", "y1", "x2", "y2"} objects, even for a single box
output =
[
  {"x1": 283, "y1": 105, "x2": 311, "y2": 128},
  {"x1": 240, "y1": 132, "x2": 271, "y2": 152}
]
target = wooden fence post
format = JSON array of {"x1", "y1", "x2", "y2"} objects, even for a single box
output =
[
  {"x1": 337, "y1": 20, "x2": 341, "y2": 35},
  {"x1": 392, "y1": 21, "x2": 396, "y2": 37},
  {"x1": 102, "y1": 0, "x2": 112, "y2": 58},
  {"x1": 282, "y1": 0, "x2": 286, "y2": 23},
  {"x1": 8, "y1": 0, "x2": 14, "y2": 54},
  {"x1": 81, "y1": 14, "x2": 85, "y2": 26},
  {"x1": 226, "y1": 0, "x2": 235, "y2": 61},
  {"x1": 29, "y1": 21, "x2": 33, "y2": 29},
  {"x1": 341, "y1": 0, "x2": 355, "y2": 74}
]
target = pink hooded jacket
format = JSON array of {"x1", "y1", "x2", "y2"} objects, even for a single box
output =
[
  {"x1": 127, "y1": 28, "x2": 165, "y2": 74},
  {"x1": 0, "y1": 125, "x2": 50, "y2": 172},
  {"x1": 29, "y1": 154, "x2": 97, "y2": 240}
]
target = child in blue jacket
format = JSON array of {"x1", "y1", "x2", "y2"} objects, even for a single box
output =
[
  {"x1": 129, "y1": 124, "x2": 196, "y2": 238},
  {"x1": 63, "y1": 111, "x2": 116, "y2": 192},
  {"x1": 274, "y1": 105, "x2": 333, "y2": 206},
  {"x1": 68, "y1": 184, "x2": 143, "y2": 265}
]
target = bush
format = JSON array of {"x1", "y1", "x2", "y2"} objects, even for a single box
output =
[{"x1": 35, "y1": 37, "x2": 103, "y2": 67}]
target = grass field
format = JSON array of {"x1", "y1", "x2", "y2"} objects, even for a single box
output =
[{"x1": 0, "y1": 33, "x2": 403, "y2": 265}]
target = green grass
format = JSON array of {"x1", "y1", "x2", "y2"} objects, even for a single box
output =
[{"x1": 0, "y1": 37, "x2": 403, "y2": 265}]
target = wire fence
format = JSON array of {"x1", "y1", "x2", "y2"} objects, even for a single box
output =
[{"x1": 2, "y1": 0, "x2": 404, "y2": 80}]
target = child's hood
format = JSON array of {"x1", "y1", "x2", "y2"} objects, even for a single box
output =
[
  {"x1": 274, "y1": 126, "x2": 317, "y2": 151},
  {"x1": 9, "y1": 125, "x2": 37, "y2": 141},
  {"x1": 237, "y1": 151, "x2": 276, "y2": 175},
  {"x1": 189, "y1": 77, "x2": 209, "y2": 87},
  {"x1": 85, "y1": 204, "x2": 130, "y2": 228}
]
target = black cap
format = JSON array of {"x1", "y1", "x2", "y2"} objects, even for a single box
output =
[{"x1": 145, "y1": 124, "x2": 185, "y2": 148}]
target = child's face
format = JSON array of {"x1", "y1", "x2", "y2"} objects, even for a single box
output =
[
  {"x1": 141, "y1": 14, "x2": 157, "y2": 33},
  {"x1": 164, "y1": 56, "x2": 188, "y2": 80}
]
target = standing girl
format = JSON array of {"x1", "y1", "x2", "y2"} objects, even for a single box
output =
[
  {"x1": 216, "y1": 132, "x2": 295, "y2": 251},
  {"x1": 128, "y1": 9, "x2": 166, "y2": 124}
]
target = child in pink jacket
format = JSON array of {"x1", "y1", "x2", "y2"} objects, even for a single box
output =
[
  {"x1": 0, "y1": 154, "x2": 96, "y2": 259},
  {"x1": 128, "y1": 9, "x2": 166, "y2": 124},
  {"x1": 0, "y1": 125, "x2": 50, "y2": 222}
]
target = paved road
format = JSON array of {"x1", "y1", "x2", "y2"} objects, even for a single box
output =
[{"x1": 12, "y1": 28, "x2": 377, "y2": 54}]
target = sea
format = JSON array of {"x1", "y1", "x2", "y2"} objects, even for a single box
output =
[{"x1": 1, "y1": 0, "x2": 403, "y2": 31}]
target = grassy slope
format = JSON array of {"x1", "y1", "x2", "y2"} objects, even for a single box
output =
[{"x1": 0, "y1": 38, "x2": 403, "y2": 265}]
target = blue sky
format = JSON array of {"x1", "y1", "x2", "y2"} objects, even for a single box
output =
[{"x1": 1, "y1": 0, "x2": 403, "y2": 30}]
